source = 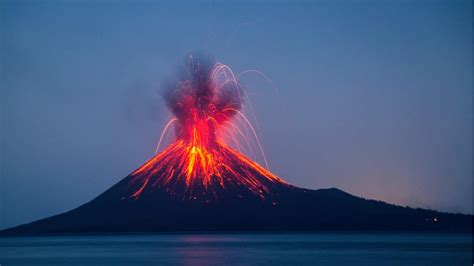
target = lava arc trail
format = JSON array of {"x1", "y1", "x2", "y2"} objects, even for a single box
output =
[{"x1": 128, "y1": 55, "x2": 288, "y2": 200}]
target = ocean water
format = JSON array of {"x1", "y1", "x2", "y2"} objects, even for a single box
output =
[{"x1": 0, "y1": 233, "x2": 471, "y2": 265}]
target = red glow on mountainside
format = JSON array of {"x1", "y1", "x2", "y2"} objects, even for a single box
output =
[{"x1": 128, "y1": 55, "x2": 287, "y2": 199}]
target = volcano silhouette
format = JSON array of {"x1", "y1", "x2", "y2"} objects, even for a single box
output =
[
  {"x1": 1, "y1": 56, "x2": 471, "y2": 236},
  {"x1": 1, "y1": 140, "x2": 471, "y2": 236}
]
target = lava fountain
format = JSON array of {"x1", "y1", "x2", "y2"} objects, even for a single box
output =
[{"x1": 128, "y1": 55, "x2": 288, "y2": 200}]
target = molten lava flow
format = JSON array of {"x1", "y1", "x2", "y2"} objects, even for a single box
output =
[{"x1": 128, "y1": 55, "x2": 287, "y2": 199}]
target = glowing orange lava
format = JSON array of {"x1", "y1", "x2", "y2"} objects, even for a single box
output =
[{"x1": 128, "y1": 55, "x2": 288, "y2": 199}]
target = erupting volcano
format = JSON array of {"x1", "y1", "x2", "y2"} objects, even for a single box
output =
[
  {"x1": 128, "y1": 56, "x2": 288, "y2": 201},
  {"x1": 1, "y1": 55, "x2": 471, "y2": 236}
]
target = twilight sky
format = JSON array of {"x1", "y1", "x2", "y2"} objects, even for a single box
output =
[{"x1": 0, "y1": 0, "x2": 472, "y2": 229}]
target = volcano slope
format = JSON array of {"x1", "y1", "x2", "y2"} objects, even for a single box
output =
[{"x1": 1, "y1": 142, "x2": 471, "y2": 236}]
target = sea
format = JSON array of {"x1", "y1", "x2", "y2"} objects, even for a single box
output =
[{"x1": 0, "y1": 233, "x2": 471, "y2": 265}]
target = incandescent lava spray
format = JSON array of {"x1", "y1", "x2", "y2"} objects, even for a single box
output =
[{"x1": 128, "y1": 54, "x2": 288, "y2": 200}]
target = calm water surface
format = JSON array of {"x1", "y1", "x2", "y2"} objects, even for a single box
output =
[{"x1": 0, "y1": 233, "x2": 471, "y2": 265}]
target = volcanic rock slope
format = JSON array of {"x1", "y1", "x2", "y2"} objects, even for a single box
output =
[{"x1": 1, "y1": 147, "x2": 471, "y2": 236}]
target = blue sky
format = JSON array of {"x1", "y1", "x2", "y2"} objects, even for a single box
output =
[{"x1": 1, "y1": 0, "x2": 472, "y2": 229}]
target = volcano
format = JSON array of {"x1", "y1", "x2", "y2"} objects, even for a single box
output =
[{"x1": 1, "y1": 56, "x2": 471, "y2": 236}]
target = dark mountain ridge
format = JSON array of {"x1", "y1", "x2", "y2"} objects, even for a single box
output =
[{"x1": 1, "y1": 172, "x2": 471, "y2": 236}]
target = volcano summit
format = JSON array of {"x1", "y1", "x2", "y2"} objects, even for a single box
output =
[{"x1": 1, "y1": 56, "x2": 471, "y2": 236}]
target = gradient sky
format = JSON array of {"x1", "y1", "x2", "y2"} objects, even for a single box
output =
[{"x1": 0, "y1": 0, "x2": 472, "y2": 229}]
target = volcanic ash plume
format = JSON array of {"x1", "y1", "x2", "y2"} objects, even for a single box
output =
[
  {"x1": 163, "y1": 55, "x2": 244, "y2": 146},
  {"x1": 128, "y1": 55, "x2": 288, "y2": 200}
]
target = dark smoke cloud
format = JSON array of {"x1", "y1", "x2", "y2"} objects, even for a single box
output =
[{"x1": 163, "y1": 53, "x2": 244, "y2": 140}]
